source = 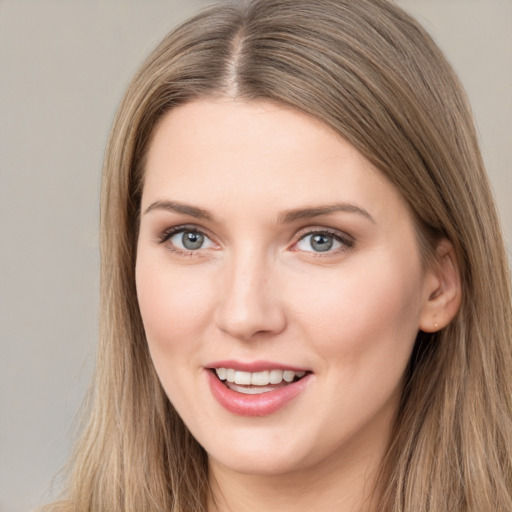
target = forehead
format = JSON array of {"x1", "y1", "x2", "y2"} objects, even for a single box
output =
[{"x1": 142, "y1": 98, "x2": 409, "y2": 226}]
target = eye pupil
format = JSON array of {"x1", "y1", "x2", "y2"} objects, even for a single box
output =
[
  {"x1": 182, "y1": 231, "x2": 204, "y2": 250},
  {"x1": 311, "y1": 234, "x2": 333, "y2": 252}
]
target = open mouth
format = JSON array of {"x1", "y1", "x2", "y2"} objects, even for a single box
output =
[{"x1": 211, "y1": 368, "x2": 309, "y2": 395}]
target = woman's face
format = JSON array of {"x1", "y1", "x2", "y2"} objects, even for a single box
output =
[{"x1": 136, "y1": 99, "x2": 438, "y2": 478}]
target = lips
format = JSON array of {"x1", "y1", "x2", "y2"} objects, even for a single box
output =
[{"x1": 205, "y1": 361, "x2": 312, "y2": 416}]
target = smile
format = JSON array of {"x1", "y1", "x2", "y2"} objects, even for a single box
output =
[
  {"x1": 215, "y1": 368, "x2": 307, "y2": 394},
  {"x1": 206, "y1": 364, "x2": 312, "y2": 416}
]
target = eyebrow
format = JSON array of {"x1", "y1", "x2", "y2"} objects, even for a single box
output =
[
  {"x1": 144, "y1": 200, "x2": 213, "y2": 220},
  {"x1": 278, "y1": 203, "x2": 375, "y2": 224},
  {"x1": 143, "y1": 199, "x2": 374, "y2": 224}
]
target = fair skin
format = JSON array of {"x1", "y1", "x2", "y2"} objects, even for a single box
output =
[{"x1": 136, "y1": 99, "x2": 460, "y2": 511}]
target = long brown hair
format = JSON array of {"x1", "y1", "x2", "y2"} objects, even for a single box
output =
[{"x1": 45, "y1": 1, "x2": 512, "y2": 510}]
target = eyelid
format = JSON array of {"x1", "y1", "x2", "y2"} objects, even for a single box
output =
[
  {"x1": 157, "y1": 224, "x2": 218, "y2": 254},
  {"x1": 291, "y1": 226, "x2": 355, "y2": 253},
  {"x1": 158, "y1": 223, "x2": 208, "y2": 241},
  {"x1": 155, "y1": 224, "x2": 354, "y2": 256}
]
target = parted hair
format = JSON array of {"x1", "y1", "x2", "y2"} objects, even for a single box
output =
[{"x1": 44, "y1": 1, "x2": 512, "y2": 510}]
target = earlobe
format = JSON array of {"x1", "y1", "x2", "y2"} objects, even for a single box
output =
[{"x1": 419, "y1": 239, "x2": 462, "y2": 333}]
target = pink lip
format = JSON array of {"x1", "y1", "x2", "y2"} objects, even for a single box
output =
[
  {"x1": 205, "y1": 368, "x2": 312, "y2": 417},
  {"x1": 206, "y1": 359, "x2": 309, "y2": 372}
]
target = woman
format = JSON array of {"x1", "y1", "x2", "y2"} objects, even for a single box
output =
[{"x1": 45, "y1": 0, "x2": 512, "y2": 510}]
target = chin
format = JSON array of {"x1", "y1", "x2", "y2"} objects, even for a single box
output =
[
  {"x1": 209, "y1": 450, "x2": 307, "y2": 477},
  {"x1": 202, "y1": 427, "x2": 320, "y2": 477}
]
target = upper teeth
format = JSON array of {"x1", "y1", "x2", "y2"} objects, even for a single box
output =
[{"x1": 215, "y1": 368, "x2": 306, "y2": 386}]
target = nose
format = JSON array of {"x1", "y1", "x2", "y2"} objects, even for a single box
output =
[{"x1": 214, "y1": 250, "x2": 287, "y2": 341}]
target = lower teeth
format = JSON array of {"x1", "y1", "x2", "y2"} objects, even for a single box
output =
[
  {"x1": 225, "y1": 382, "x2": 287, "y2": 394},
  {"x1": 223, "y1": 375, "x2": 305, "y2": 395}
]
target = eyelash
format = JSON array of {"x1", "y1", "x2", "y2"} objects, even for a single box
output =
[
  {"x1": 157, "y1": 225, "x2": 355, "y2": 256},
  {"x1": 157, "y1": 225, "x2": 214, "y2": 256},
  {"x1": 295, "y1": 228, "x2": 354, "y2": 255}
]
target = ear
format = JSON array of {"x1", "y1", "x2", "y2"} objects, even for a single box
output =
[{"x1": 419, "y1": 239, "x2": 462, "y2": 333}]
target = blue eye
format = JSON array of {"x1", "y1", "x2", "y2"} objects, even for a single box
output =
[
  {"x1": 295, "y1": 232, "x2": 347, "y2": 253},
  {"x1": 167, "y1": 229, "x2": 215, "y2": 252}
]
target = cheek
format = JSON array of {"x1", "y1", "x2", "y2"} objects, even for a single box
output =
[
  {"x1": 288, "y1": 252, "x2": 424, "y2": 365},
  {"x1": 135, "y1": 256, "x2": 215, "y2": 359},
  {"x1": 285, "y1": 253, "x2": 425, "y2": 441}
]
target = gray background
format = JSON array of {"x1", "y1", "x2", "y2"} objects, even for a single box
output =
[{"x1": 1, "y1": 1, "x2": 510, "y2": 511}]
